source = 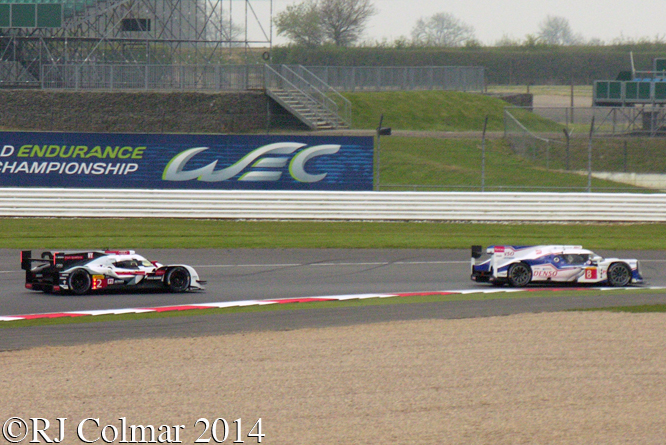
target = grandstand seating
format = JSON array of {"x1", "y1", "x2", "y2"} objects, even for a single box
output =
[{"x1": 594, "y1": 57, "x2": 666, "y2": 106}]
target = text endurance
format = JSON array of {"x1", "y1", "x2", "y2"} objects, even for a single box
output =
[
  {"x1": 0, "y1": 144, "x2": 143, "y2": 178},
  {"x1": 3, "y1": 145, "x2": 146, "y2": 159}
]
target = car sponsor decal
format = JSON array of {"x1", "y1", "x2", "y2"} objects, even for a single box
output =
[
  {"x1": 585, "y1": 268, "x2": 598, "y2": 280},
  {"x1": 532, "y1": 268, "x2": 559, "y2": 278},
  {"x1": 91, "y1": 275, "x2": 108, "y2": 290}
]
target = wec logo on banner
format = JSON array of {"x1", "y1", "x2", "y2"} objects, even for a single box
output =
[
  {"x1": 164, "y1": 143, "x2": 341, "y2": 183},
  {"x1": 0, "y1": 132, "x2": 374, "y2": 191}
]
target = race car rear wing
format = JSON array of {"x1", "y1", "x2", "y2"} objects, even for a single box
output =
[
  {"x1": 20, "y1": 250, "x2": 52, "y2": 270},
  {"x1": 21, "y1": 250, "x2": 108, "y2": 271}
]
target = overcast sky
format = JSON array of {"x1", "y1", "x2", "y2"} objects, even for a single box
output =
[{"x1": 271, "y1": 0, "x2": 666, "y2": 45}]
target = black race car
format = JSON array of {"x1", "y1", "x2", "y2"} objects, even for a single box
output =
[{"x1": 21, "y1": 250, "x2": 206, "y2": 294}]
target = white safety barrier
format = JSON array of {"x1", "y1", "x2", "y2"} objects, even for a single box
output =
[{"x1": 1, "y1": 188, "x2": 666, "y2": 222}]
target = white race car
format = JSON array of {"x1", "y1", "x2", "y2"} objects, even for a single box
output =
[
  {"x1": 21, "y1": 250, "x2": 206, "y2": 295},
  {"x1": 471, "y1": 245, "x2": 643, "y2": 287}
]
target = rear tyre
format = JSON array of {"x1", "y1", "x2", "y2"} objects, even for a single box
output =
[
  {"x1": 508, "y1": 263, "x2": 532, "y2": 287},
  {"x1": 607, "y1": 263, "x2": 631, "y2": 287},
  {"x1": 166, "y1": 267, "x2": 191, "y2": 293},
  {"x1": 68, "y1": 269, "x2": 92, "y2": 295}
]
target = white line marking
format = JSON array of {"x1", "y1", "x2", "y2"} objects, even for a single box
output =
[
  {"x1": 77, "y1": 309, "x2": 156, "y2": 316},
  {"x1": 196, "y1": 263, "x2": 302, "y2": 268}
]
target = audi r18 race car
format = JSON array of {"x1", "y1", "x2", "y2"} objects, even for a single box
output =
[
  {"x1": 21, "y1": 250, "x2": 206, "y2": 295},
  {"x1": 470, "y1": 245, "x2": 643, "y2": 287}
]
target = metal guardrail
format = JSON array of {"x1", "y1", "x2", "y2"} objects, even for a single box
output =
[
  {"x1": 302, "y1": 65, "x2": 485, "y2": 92},
  {"x1": 36, "y1": 64, "x2": 484, "y2": 93},
  {"x1": 1, "y1": 189, "x2": 665, "y2": 222},
  {"x1": 41, "y1": 64, "x2": 265, "y2": 90}
]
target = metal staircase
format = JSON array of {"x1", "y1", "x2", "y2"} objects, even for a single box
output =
[
  {"x1": 265, "y1": 64, "x2": 351, "y2": 130},
  {"x1": 0, "y1": 32, "x2": 40, "y2": 87}
]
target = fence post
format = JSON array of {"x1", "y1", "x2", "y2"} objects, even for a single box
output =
[
  {"x1": 481, "y1": 115, "x2": 488, "y2": 192},
  {"x1": 563, "y1": 128, "x2": 571, "y2": 171},
  {"x1": 587, "y1": 116, "x2": 595, "y2": 192},
  {"x1": 376, "y1": 114, "x2": 392, "y2": 190},
  {"x1": 570, "y1": 77, "x2": 575, "y2": 124}
]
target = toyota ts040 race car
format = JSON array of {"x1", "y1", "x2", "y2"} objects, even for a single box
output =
[
  {"x1": 21, "y1": 250, "x2": 206, "y2": 294},
  {"x1": 470, "y1": 245, "x2": 643, "y2": 287}
]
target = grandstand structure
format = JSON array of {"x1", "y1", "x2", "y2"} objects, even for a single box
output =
[
  {"x1": 594, "y1": 57, "x2": 666, "y2": 107},
  {"x1": 0, "y1": 0, "x2": 273, "y2": 87},
  {"x1": 0, "y1": 2, "x2": 485, "y2": 130},
  {"x1": 593, "y1": 54, "x2": 666, "y2": 133}
]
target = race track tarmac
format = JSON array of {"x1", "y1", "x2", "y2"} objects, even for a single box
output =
[{"x1": 2, "y1": 248, "x2": 665, "y2": 350}]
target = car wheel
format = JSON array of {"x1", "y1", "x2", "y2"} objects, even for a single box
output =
[
  {"x1": 607, "y1": 263, "x2": 631, "y2": 287},
  {"x1": 166, "y1": 267, "x2": 191, "y2": 293},
  {"x1": 68, "y1": 269, "x2": 92, "y2": 295},
  {"x1": 508, "y1": 262, "x2": 532, "y2": 287}
]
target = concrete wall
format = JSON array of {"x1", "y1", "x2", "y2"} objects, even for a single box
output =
[{"x1": 0, "y1": 90, "x2": 289, "y2": 134}]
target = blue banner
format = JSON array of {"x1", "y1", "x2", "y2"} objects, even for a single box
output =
[{"x1": 0, "y1": 132, "x2": 374, "y2": 190}]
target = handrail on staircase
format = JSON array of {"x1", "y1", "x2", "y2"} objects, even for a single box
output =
[
  {"x1": 264, "y1": 64, "x2": 350, "y2": 129},
  {"x1": 264, "y1": 64, "x2": 324, "y2": 128},
  {"x1": 293, "y1": 64, "x2": 351, "y2": 128}
]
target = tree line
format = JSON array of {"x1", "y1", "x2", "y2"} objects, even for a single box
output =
[
  {"x1": 271, "y1": 0, "x2": 666, "y2": 85},
  {"x1": 274, "y1": 0, "x2": 660, "y2": 48}
]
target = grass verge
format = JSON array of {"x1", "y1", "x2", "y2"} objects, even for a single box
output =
[
  {"x1": 343, "y1": 90, "x2": 562, "y2": 131},
  {"x1": 377, "y1": 137, "x2": 643, "y2": 191},
  {"x1": 4, "y1": 219, "x2": 666, "y2": 250}
]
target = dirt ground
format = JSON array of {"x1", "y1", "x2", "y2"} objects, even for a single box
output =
[
  {"x1": 2, "y1": 311, "x2": 666, "y2": 444},
  {"x1": 533, "y1": 94, "x2": 592, "y2": 108}
]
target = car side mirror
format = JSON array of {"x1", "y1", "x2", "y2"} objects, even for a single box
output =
[{"x1": 591, "y1": 255, "x2": 603, "y2": 263}]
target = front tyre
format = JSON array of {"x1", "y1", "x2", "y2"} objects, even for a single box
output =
[
  {"x1": 607, "y1": 263, "x2": 632, "y2": 287},
  {"x1": 166, "y1": 267, "x2": 191, "y2": 293},
  {"x1": 508, "y1": 263, "x2": 532, "y2": 287},
  {"x1": 68, "y1": 269, "x2": 92, "y2": 295}
]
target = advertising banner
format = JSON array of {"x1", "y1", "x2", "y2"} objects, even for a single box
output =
[{"x1": 0, "y1": 132, "x2": 374, "y2": 190}]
